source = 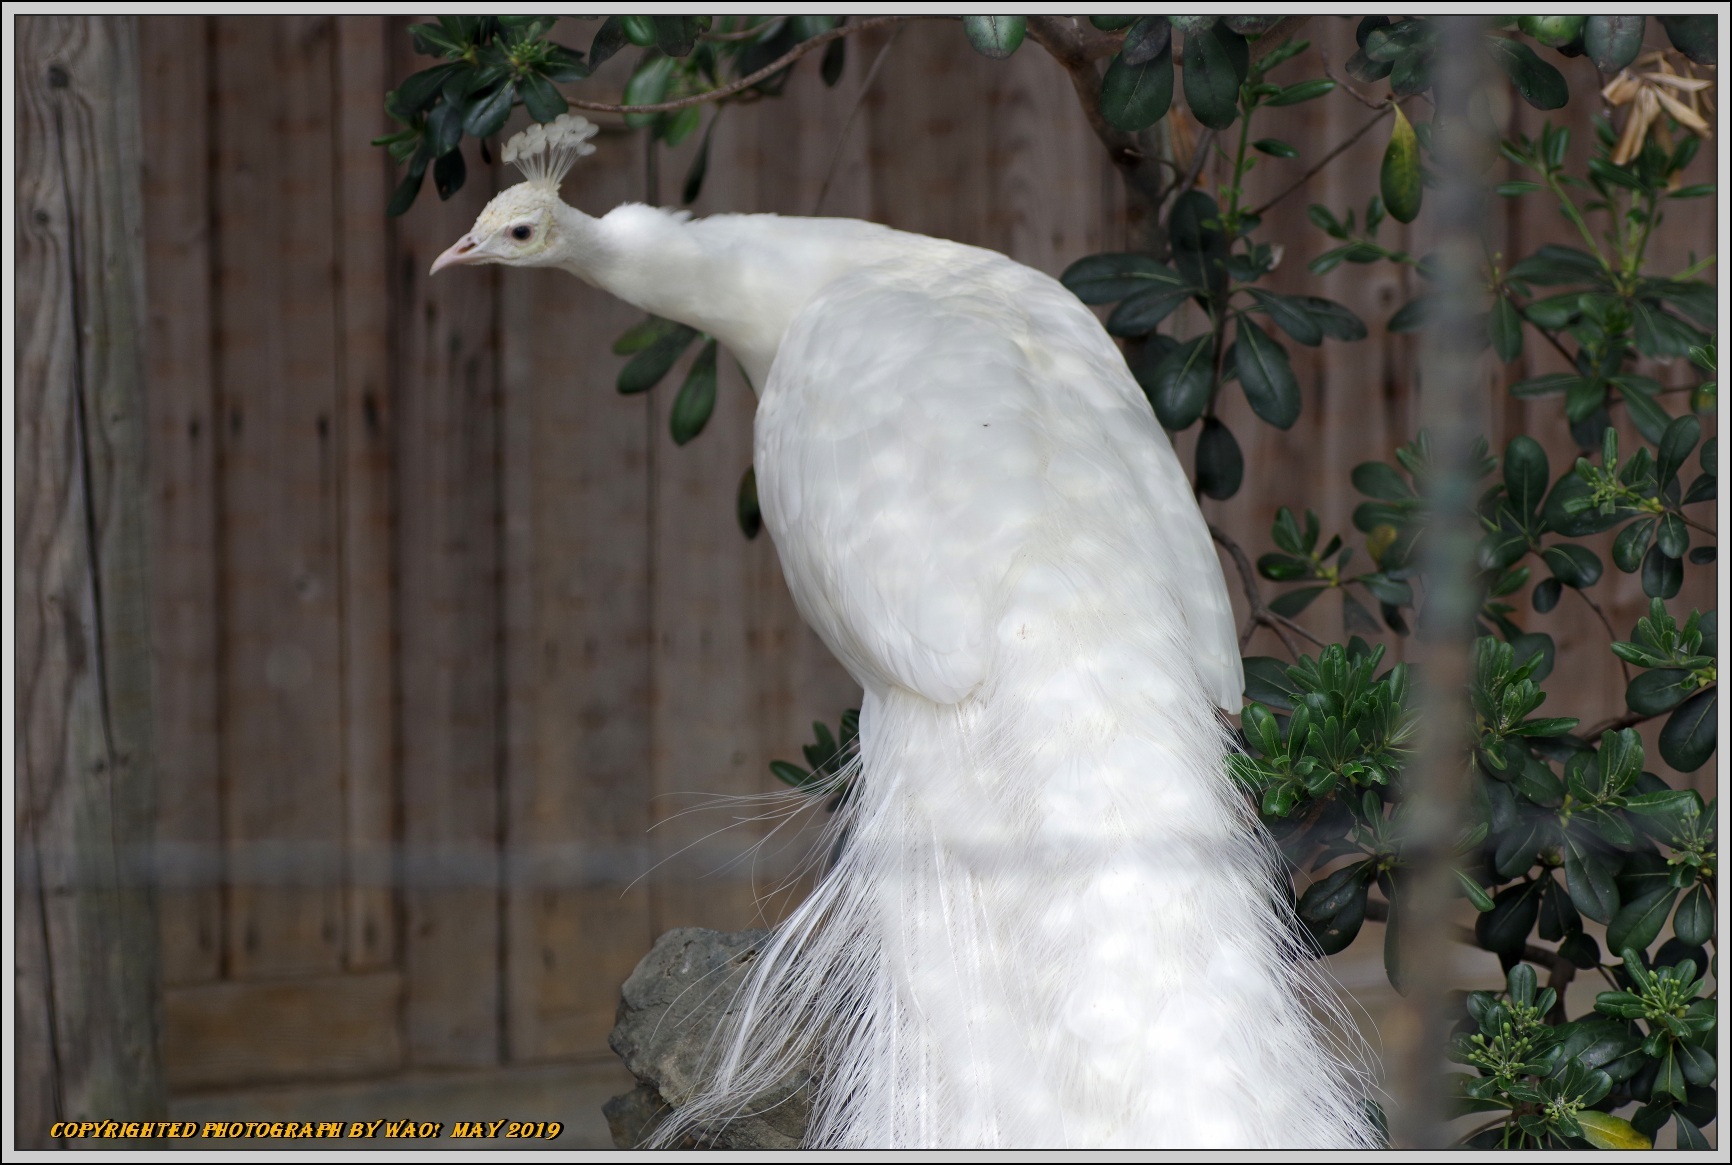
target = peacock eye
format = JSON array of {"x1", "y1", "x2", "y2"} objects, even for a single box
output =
[{"x1": 511, "y1": 224, "x2": 533, "y2": 241}]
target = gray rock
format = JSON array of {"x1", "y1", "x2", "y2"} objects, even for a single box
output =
[{"x1": 604, "y1": 928, "x2": 812, "y2": 1149}]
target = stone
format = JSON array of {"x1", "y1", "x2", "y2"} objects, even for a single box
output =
[{"x1": 604, "y1": 928, "x2": 811, "y2": 1149}]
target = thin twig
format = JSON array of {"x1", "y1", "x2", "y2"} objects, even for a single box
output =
[
  {"x1": 1249, "y1": 101, "x2": 1402, "y2": 218},
  {"x1": 1574, "y1": 588, "x2": 1632, "y2": 684},
  {"x1": 811, "y1": 24, "x2": 902, "y2": 215},
  {"x1": 1210, "y1": 523, "x2": 1328, "y2": 656},
  {"x1": 1319, "y1": 44, "x2": 1389, "y2": 110},
  {"x1": 1677, "y1": 511, "x2": 1716, "y2": 535},
  {"x1": 568, "y1": 15, "x2": 948, "y2": 115},
  {"x1": 1583, "y1": 707, "x2": 1664, "y2": 738}
]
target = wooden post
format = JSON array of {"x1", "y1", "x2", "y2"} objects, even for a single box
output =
[{"x1": 15, "y1": 14, "x2": 166, "y2": 1145}]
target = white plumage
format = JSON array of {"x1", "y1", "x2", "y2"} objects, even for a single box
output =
[{"x1": 434, "y1": 115, "x2": 1374, "y2": 1149}]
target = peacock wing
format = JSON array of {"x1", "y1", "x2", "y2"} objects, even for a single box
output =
[{"x1": 754, "y1": 246, "x2": 1242, "y2": 711}]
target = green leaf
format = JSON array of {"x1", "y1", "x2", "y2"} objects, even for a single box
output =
[
  {"x1": 1247, "y1": 289, "x2": 1323, "y2": 346},
  {"x1": 1195, "y1": 417, "x2": 1243, "y2": 500},
  {"x1": 1658, "y1": 15, "x2": 1717, "y2": 66},
  {"x1": 1633, "y1": 300, "x2": 1707, "y2": 359},
  {"x1": 1242, "y1": 657, "x2": 1299, "y2": 709},
  {"x1": 1605, "y1": 886, "x2": 1678, "y2": 955},
  {"x1": 1145, "y1": 335, "x2": 1214, "y2": 430},
  {"x1": 1654, "y1": 1045, "x2": 1689, "y2": 1103},
  {"x1": 1583, "y1": 15, "x2": 1646, "y2": 74},
  {"x1": 1677, "y1": 1041, "x2": 1716, "y2": 1088},
  {"x1": 622, "y1": 55, "x2": 674, "y2": 128},
  {"x1": 519, "y1": 71, "x2": 568, "y2": 123},
  {"x1": 463, "y1": 83, "x2": 516, "y2": 139},
  {"x1": 1351, "y1": 461, "x2": 1413, "y2": 501},
  {"x1": 1655, "y1": 513, "x2": 1688, "y2": 559},
  {"x1": 1626, "y1": 668, "x2": 1696, "y2": 717},
  {"x1": 1100, "y1": 42, "x2": 1175, "y2": 131},
  {"x1": 1293, "y1": 296, "x2": 1368, "y2": 341},
  {"x1": 820, "y1": 36, "x2": 847, "y2": 86},
  {"x1": 1611, "y1": 521, "x2": 1656, "y2": 577},
  {"x1": 1532, "y1": 576, "x2": 1562, "y2": 613},
  {"x1": 1542, "y1": 543, "x2": 1602, "y2": 588},
  {"x1": 1476, "y1": 880, "x2": 1543, "y2": 956},
  {"x1": 385, "y1": 166, "x2": 426, "y2": 218},
  {"x1": 1616, "y1": 380, "x2": 1674, "y2": 446},
  {"x1": 1386, "y1": 294, "x2": 1434, "y2": 333},
  {"x1": 656, "y1": 104, "x2": 701, "y2": 148},
  {"x1": 620, "y1": 15, "x2": 658, "y2": 47},
  {"x1": 1233, "y1": 319, "x2": 1301, "y2": 430},
  {"x1": 1380, "y1": 105, "x2": 1423, "y2": 223},
  {"x1": 1660, "y1": 687, "x2": 1716, "y2": 772},
  {"x1": 1456, "y1": 869, "x2": 1494, "y2": 912},
  {"x1": 1655, "y1": 414, "x2": 1701, "y2": 488},
  {"x1": 1489, "y1": 296, "x2": 1523, "y2": 362},
  {"x1": 395, "y1": 63, "x2": 461, "y2": 116},
  {"x1": 1060, "y1": 253, "x2": 1186, "y2": 304},
  {"x1": 587, "y1": 16, "x2": 630, "y2": 70},
  {"x1": 1503, "y1": 436, "x2": 1549, "y2": 519},
  {"x1": 1119, "y1": 16, "x2": 1172, "y2": 67},
  {"x1": 1265, "y1": 78, "x2": 1336, "y2": 107},
  {"x1": 682, "y1": 113, "x2": 717, "y2": 204},
  {"x1": 1252, "y1": 137, "x2": 1299, "y2": 158},
  {"x1": 1182, "y1": 23, "x2": 1245, "y2": 130},
  {"x1": 736, "y1": 464, "x2": 761, "y2": 539},
  {"x1": 1487, "y1": 36, "x2": 1569, "y2": 110},
  {"x1": 617, "y1": 321, "x2": 699, "y2": 394},
  {"x1": 1563, "y1": 832, "x2": 1620, "y2": 924},
  {"x1": 1508, "y1": 244, "x2": 1603, "y2": 284},
  {"x1": 433, "y1": 144, "x2": 466, "y2": 199},
  {"x1": 1673, "y1": 884, "x2": 1713, "y2": 947},
  {"x1": 769, "y1": 759, "x2": 812, "y2": 789},
  {"x1": 668, "y1": 339, "x2": 718, "y2": 446},
  {"x1": 1642, "y1": 546, "x2": 1682, "y2": 599},
  {"x1": 1575, "y1": 1110, "x2": 1651, "y2": 1150},
  {"x1": 1107, "y1": 286, "x2": 1193, "y2": 336},
  {"x1": 1168, "y1": 191, "x2": 1229, "y2": 297},
  {"x1": 1269, "y1": 585, "x2": 1327, "y2": 617},
  {"x1": 962, "y1": 15, "x2": 1026, "y2": 59}
]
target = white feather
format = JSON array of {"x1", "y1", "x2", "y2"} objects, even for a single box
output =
[{"x1": 439, "y1": 189, "x2": 1376, "y2": 1149}]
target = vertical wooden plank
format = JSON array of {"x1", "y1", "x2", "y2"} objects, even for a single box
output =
[
  {"x1": 332, "y1": 15, "x2": 397, "y2": 973},
  {"x1": 138, "y1": 15, "x2": 223, "y2": 987},
  {"x1": 209, "y1": 15, "x2": 346, "y2": 978},
  {"x1": 15, "y1": 14, "x2": 165, "y2": 1141},
  {"x1": 498, "y1": 106, "x2": 661, "y2": 1056},
  {"x1": 390, "y1": 19, "x2": 503, "y2": 1067}
]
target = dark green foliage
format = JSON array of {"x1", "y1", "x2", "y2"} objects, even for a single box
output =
[{"x1": 385, "y1": 19, "x2": 1716, "y2": 1145}]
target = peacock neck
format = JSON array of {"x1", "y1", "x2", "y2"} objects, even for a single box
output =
[{"x1": 557, "y1": 202, "x2": 896, "y2": 393}]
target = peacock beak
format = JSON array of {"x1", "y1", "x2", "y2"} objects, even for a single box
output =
[{"x1": 430, "y1": 234, "x2": 488, "y2": 276}]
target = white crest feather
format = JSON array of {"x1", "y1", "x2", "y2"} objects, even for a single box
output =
[{"x1": 502, "y1": 113, "x2": 598, "y2": 189}]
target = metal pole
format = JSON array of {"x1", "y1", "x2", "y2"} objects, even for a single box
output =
[{"x1": 1385, "y1": 14, "x2": 1492, "y2": 1151}]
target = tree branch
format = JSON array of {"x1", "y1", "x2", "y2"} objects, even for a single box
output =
[
  {"x1": 1583, "y1": 707, "x2": 1664, "y2": 738},
  {"x1": 1574, "y1": 588, "x2": 1632, "y2": 684},
  {"x1": 1210, "y1": 523, "x2": 1327, "y2": 657},
  {"x1": 567, "y1": 15, "x2": 949, "y2": 115},
  {"x1": 1024, "y1": 15, "x2": 1166, "y2": 206},
  {"x1": 1249, "y1": 101, "x2": 1402, "y2": 219}
]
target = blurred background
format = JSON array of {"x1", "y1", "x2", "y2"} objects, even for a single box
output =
[{"x1": 16, "y1": 13, "x2": 1716, "y2": 1150}]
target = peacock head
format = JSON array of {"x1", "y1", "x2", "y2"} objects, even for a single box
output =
[{"x1": 431, "y1": 113, "x2": 599, "y2": 275}]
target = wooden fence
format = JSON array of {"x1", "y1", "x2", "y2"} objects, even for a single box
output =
[{"x1": 20, "y1": 13, "x2": 1716, "y2": 1128}]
